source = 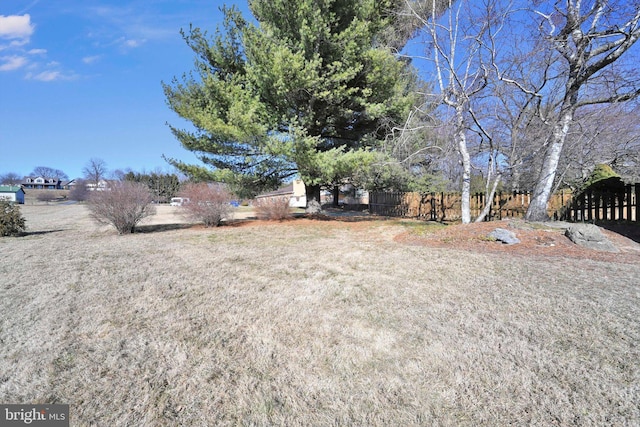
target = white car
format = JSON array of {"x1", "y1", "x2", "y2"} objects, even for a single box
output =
[{"x1": 170, "y1": 197, "x2": 190, "y2": 206}]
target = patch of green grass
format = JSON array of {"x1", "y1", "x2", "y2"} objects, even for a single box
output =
[{"x1": 396, "y1": 220, "x2": 447, "y2": 236}]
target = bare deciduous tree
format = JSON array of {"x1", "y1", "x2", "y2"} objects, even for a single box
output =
[
  {"x1": 523, "y1": 0, "x2": 640, "y2": 220},
  {"x1": 404, "y1": 0, "x2": 507, "y2": 222},
  {"x1": 31, "y1": 166, "x2": 68, "y2": 180},
  {"x1": 111, "y1": 168, "x2": 133, "y2": 181},
  {"x1": 0, "y1": 172, "x2": 22, "y2": 185},
  {"x1": 552, "y1": 104, "x2": 640, "y2": 188},
  {"x1": 83, "y1": 158, "x2": 109, "y2": 187},
  {"x1": 484, "y1": 22, "x2": 560, "y2": 192}
]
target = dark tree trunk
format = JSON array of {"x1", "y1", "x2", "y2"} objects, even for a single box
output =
[
  {"x1": 332, "y1": 186, "x2": 340, "y2": 207},
  {"x1": 305, "y1": 184, "x2": 321, "y2": 209}
]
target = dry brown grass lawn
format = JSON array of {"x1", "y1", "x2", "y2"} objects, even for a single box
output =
[{"x1": 1, "y1": 204, "x2": 638, "y2": 426}]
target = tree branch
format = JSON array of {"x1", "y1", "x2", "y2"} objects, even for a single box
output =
[{"x1": 574, "y1": 87, "x2": 640, "y2": 108}]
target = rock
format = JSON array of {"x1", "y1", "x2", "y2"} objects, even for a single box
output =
[
  {"x1": 488, "y1": 228, "x2": 520, "y2": 245},
  {"x1": 564, "y1": 224, "x2": 619, "y2": 253},
  {"x1": 305, "y1": 199, "x2": 322, "y2": 214}
]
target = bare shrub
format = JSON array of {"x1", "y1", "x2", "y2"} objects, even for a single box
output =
[
  {"x1": 180, "y1": 183, "x2": 234, "y2": 227},
  {"x1": 36, "y1": 191, "x2": 57, "y2": 204},
  {"x1": 253, "y1": 196, "x2": 291, "y2": 220},
  {"x1": 69, "y1": 179, "x2": 89, "y2": 201},
  {"x1": 87, "y1": 181, "x2": 156, "y2": 234},
  {"x1": 0, "y1": 201, "x2": 26, "y2": 236}
]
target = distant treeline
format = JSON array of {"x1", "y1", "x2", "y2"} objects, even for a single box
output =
[{"x1": 123, "y1": 172, "x2": 181, "y2": 203}]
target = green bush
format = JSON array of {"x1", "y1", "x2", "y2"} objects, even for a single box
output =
[
  {"x1": 582, "y1": 164, "x2": 625, "y2": 191},
  {"x1": 0, "y1": 201, "x2": 26, "y2": 236}
]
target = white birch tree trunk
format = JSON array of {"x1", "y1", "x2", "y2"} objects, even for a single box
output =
[
  {"x1": 456, "y1": 106, "x2": 472, "y2": 224},
  {"x1": 475, "y1": 173, "x2": 501, "y2": 223},
  {"x1": 526, "y1": 106, "x2": 574, "y2": 221}
]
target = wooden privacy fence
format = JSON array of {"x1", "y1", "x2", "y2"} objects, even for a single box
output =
[
  {"x1": 563, "y1": 183, "x2": 639, "y2": 222},
  {"x1": 369, "y1": 184, "x2": 638, "y2": 222}
]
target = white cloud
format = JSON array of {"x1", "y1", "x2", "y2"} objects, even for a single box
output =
[
  {"x1": 18, "y1": 1, "x2": 41, "y2": 15},
  {"x1": 0, "y1": 55, "x2": 27, "y2": 71},
  {"x1": 0, "y1": 14, "x2": 35, "y2": 41},
  {"x1": 0, "y1": 13, "x2": 79, "y2": 82},
  {"x1": 29, "y1": 70, "x2": 60, "y2": 81},
  {"x1": 8, "y1": 39, "x2": 29, "y2": 49},
  {"x1": 25, "y1": 70, "x2": 76, "y2": 82},
  {"x1": 82, "y1": 55, "x2": 101, "y2": 64},
  {"x1": 83, "y1": 4, "x2": 173, "y2": 50},
  {"x1": 0, "y1": 14, "x2": 35, "y2": 51},
  {"x1": 123, "y1": 38, "x2": 145, "y2": 48},
  {"x1": 107, "y1": 36, "x2": 146, "y2": 50}
]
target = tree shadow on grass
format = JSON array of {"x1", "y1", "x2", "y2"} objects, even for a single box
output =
[
  {"x1": 23, "y1": 229, "x2": 67, "y2": 236},
  {"x1": 309, "y1": 210, "x2": 393, "y2": 223},
  {"x1": 223, "y1": 212, "x2": 390, "y2": 228},
  {"x1": 134, "y1": 223, "x2": 195, "y2": 234},
  {"x1": 596, "y1": 221, "x2": 640, "y2": 244}
]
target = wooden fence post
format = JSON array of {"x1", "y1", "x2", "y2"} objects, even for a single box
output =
[
  {"x1": 624, "y1": 184, "x2": 632, "y2": 221},
  {"x1": 566, "y1": 190, "x2": 574, "y2": 221},
  {"x1": 629, "y1": 183, "x2": 640, "y2": 221},
  {"x1": 608, "y1": 191, "x2": 614, "y2": 220}
]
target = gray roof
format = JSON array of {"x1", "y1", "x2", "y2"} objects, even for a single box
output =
[{"x1": 256, "y1": 184, "x2": 294, "y2": 198}]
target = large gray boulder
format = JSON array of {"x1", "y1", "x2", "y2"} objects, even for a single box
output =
[
  {"x1": 488, "y1": 228, "x2": 520, "y2": 245},
  {"x1": 305, "y1": 199, "x2": 322, "y2": 214},
  {"x1": 564, "y1": 224, "x2": 619, "y2": 253}
]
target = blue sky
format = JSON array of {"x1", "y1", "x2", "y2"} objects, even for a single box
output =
[{"x1": 1, "y1": 0, "x2": 249, "y2": 180}]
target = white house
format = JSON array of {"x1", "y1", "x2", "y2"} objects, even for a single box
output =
[
  {"x1": 86, "y1": 179, "x2": 110, "y2": 191},
  {"x1": 0, "y1": 186, "x2": 25, "y2": 204},
  {"x1": 22, "y1": 176, "x2": 62, "y2": 190}
]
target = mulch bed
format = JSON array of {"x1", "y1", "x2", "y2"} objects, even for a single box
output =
[
  {"x1": 394, "y1": 219, "x2": 640, "y2": 264},
  {"x1": 222, "y1": 211, "x2": 640, "y2": 264}
]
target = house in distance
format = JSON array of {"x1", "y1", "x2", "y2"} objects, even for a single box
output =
[
  {"x1": 21, "y1": 176, "x2": 63, "y2": 190},
  {"x1": 255, "y1": 179, "x2": 307, "y2": 208}
]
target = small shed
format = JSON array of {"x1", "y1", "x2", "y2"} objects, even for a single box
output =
[{"x1": 0, "y1": 185, "x2": 25, "y2": 204}]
